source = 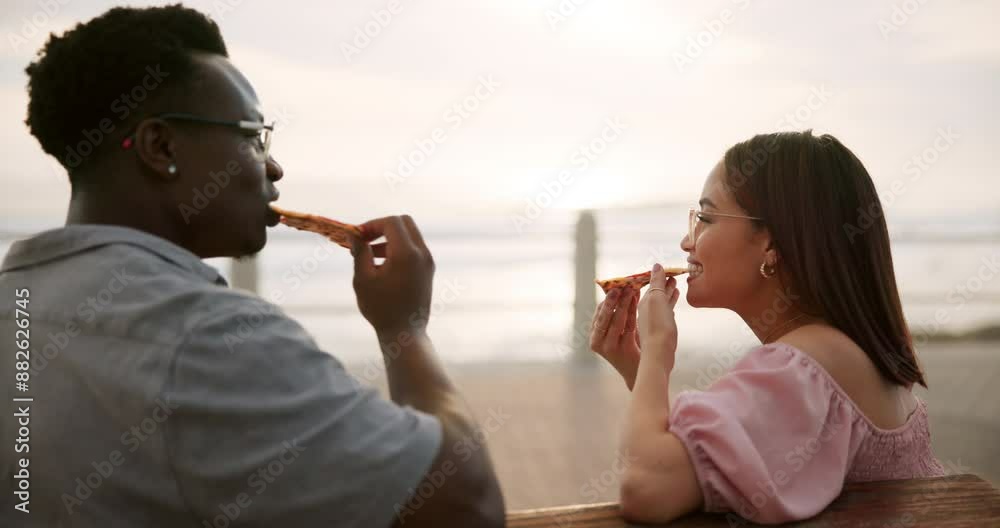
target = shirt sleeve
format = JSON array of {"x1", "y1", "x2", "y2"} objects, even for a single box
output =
[
  {"x1": 165, "y1": 296, "x2": 442, "y2": 528},
  {"x1": 669, "y1": 343, "x2": 860, "y2": 524}
]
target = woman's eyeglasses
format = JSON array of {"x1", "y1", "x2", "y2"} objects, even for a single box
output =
[
  {"x1": 688, "y1": 207, "x2": 762, "y2": 243},
  {"x1": 121, "y1": 113, "x2": 275, "y2": 161}
]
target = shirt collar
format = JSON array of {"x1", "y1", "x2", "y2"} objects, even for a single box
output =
[{"x1": 1, "y1": 224, "x2": 227, "y2": 286}]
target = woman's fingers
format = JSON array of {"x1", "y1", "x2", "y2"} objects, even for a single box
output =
[
  {"x1": 591, "y1": 288, "x2": 639, "y2": 352},
  {"x1": 590, "y1": 291, "x2": 618, "y2": 346},
  {"x1": 624, "y1": 291, "x2": 638, "y2": 333},
  {"x1": 649, "y1": 262, "x2": 666, "y2": 289},
  {"x1": 608, "y1": 289, "x2": 633, "y2": 338}
]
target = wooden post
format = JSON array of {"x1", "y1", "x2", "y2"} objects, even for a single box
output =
[
  {"x1": 230, "y1": 256, "x2": 258, "y2": 293},
  {"x1": 573, "y1": 210, "x2": 597, "y2": 359}
]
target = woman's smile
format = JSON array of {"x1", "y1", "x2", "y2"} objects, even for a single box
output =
[{"x1": 687, "y1": 260, "x2": 703, "y2": 281}]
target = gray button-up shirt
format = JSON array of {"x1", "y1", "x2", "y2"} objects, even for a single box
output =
[{"x1": 0, "y1": 225, "x2": 441, "y2": 527}]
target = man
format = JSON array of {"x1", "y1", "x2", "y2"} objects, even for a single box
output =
[{"x1": 0, "y1": 5, "x2": 504, "y2": 527}]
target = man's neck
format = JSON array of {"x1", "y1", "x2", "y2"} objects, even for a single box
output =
[{"x1": 66, "y1": 189, "x2": 192, "y2": 255}]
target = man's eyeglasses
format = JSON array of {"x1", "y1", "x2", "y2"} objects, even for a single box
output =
[
  {"x1": 121, "y1": 113, "x2": 275, "y2": 161},
  {"x1": 688, "y1": 207, "x2": 762, "y2": 243}
]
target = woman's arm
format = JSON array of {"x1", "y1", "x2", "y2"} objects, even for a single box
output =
[{"x1": 618, "y1": 265, "x2": 703, "y2": 523}]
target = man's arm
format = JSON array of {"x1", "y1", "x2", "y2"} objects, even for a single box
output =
[
  {"x1": 353, "y1": 216, "x2": 505, "y2": 528},
  {"x1": 378, "y1": 330, "x2": 504, "y2": 527}
]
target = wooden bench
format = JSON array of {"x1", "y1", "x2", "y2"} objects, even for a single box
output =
[{"x1": 508, "y1": 474, "x2": 1000, "y2": 527}]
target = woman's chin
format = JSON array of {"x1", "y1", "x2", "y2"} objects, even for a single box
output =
[
  {"x1": 685, "y1": 289, "x2": 704, "y2": 308},
  {"x1": 684, "y1": 281, "x2": 713, "y2": 308}
]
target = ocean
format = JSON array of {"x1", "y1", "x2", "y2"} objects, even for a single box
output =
[{"x1": 3, "y1": 206, "x2": 999, "y2": 365}]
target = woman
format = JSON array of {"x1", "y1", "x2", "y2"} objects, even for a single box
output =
[{"x1": 590, "y1": 131, "x2": 945, "y2": 524}]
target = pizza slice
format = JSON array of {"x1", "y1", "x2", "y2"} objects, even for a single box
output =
[
  {"x1": 269, "y1": 204, "x2": 365, "y2": 249},
  {"x1": 595, "y1": 266, "x2": 688, "y2": 293}
]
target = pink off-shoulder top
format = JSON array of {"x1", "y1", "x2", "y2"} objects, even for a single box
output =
[{"x1": 670, "y1": 342, "x2": 946, "y2": 524}]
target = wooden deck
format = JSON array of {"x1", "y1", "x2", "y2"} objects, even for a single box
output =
[{"x1": 507, "y1": 474, "x2": 1000, "y2": 527}]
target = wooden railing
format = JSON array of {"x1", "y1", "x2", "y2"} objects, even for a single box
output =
[{"x1": 507, "y1": 474, "x2": 1000, "y2": 527}]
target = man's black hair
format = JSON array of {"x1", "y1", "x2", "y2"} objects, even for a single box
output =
[{"x1": 24, "y1": 4, "x2": 228, "y2": 179}]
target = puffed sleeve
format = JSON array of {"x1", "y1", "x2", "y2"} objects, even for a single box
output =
[{"x1": 669, "y1": 343, "x2": 864, "y2": 524}]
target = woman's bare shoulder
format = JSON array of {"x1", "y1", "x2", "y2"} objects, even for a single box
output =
[
  {"x1": 777, "y1": 324, "x2": 871, "y2": 383},
  {"x1": 776, "y1": 324, "x2": 914, "y2": 429}
]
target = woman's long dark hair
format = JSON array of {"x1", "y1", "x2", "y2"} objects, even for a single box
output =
[{"x1": 723, "y1": 130, "x2": 927, "y2": 388}]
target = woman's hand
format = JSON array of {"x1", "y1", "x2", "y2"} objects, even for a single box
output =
[
  {"x1": 590, "y1": 287, "x2": 641, "y2": 389},
  {"x1": 637, "y1": 264, "x2": 680, "y2": 370}
]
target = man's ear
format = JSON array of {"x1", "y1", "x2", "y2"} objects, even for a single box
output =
[{"x1": 133, "y1": 118, "x2": 179, "y2": 181}]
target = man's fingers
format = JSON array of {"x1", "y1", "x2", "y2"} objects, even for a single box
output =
[
  {"x1": 352, "y1": 237, "x2": 376, "y2": 278},
  {"x1": 358, "y1": 216, "x2": 408, "y2": 243},
  {"x1": 399, "y1": 215, "x2": 430, "y2": 254},
  {"x1": 357, "y1": 216, "x2": 415, "y2": 258},
  {"x1": 357, "y1": 217, "x2": 390, "y2": 242},
  {"x1": 370, "y1": 242, "x2": 387, "y2": 259}
]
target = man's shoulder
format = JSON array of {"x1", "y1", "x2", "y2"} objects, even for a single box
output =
[
  {"x1": 3, "y1": 239, "x2": 300, "y2": 349},
  {"x1": 184, "y1": 287, "x2": 311, "y2": 353}
]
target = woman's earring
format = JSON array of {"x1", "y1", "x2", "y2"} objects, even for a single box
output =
[
  {"x1": 760, "y1": 261, "x2": 776, "y2": 278},
  {"x1": 167, "y1": 163, "x2": 177, "y2": 175}
]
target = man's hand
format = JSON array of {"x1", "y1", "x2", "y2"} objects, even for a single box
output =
[{"x1": 352, "y1": 215, "x2": 434, "y2": 337}]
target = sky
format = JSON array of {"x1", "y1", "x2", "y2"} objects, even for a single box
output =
[{"x1": 1, "y1": 0, "x2": 998, "y2": 225}]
